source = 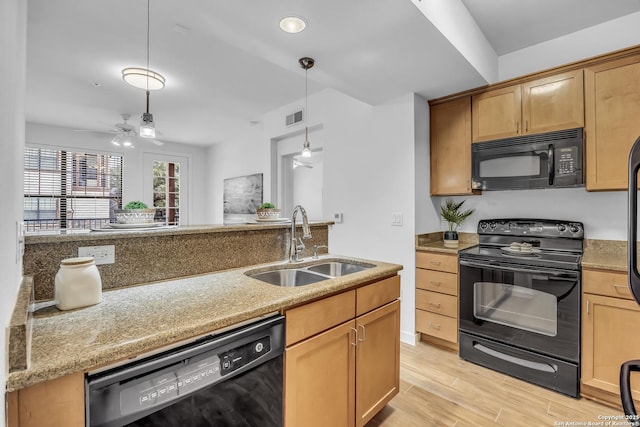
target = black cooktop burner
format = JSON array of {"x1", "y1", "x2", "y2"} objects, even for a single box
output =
[{"x1": 458, "y1": 218, "x2": 584, "y2": 271}]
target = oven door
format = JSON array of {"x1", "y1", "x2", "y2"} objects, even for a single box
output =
[{"x1": 459, "y1": 259, "x2": 580, "y2": 363}]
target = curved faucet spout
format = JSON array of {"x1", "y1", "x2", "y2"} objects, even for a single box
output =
[{"x1": 290, "y1": 205, "x2": 312, "y2": 262}]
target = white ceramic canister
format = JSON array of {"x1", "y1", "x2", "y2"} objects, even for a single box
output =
[{"x1": 54, "y1": 256, "x2": 102, "y2": 310}]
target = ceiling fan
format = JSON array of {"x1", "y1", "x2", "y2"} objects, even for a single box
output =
[{"x1": 74, "y1": 113, "x2": 164, "y2": 146}]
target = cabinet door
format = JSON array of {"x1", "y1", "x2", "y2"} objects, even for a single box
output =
[
  {"x1": 585, "y1": 55, "x2": 640, "y2": 190},
  {"x1": 472, "y1": 84, "x2": 521, "y2": 142},
  {"x1": 285, "y1": 320, "x2": 356, "y2": 427},
  {"x1": 522, "y1": 70, "x2": 584, "y2": 135},
  {"x1": 582, "y1": 293, "x2": 640, "y2": 406},
  {"x1": 430, "y1": 97, "x2": 473, "y2": 195},
  {"x1": 355, "y1": 300, "x2": 400, "y2": 427}
]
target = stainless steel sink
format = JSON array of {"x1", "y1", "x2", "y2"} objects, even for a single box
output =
[
  {"x1": 307, "y1": 261, "x2": 373, "y2": 277},
  {"x1": 248, "y1": 269, "x2": 327, "y2": 287}
]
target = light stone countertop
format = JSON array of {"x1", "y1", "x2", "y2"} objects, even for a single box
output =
[
  {"x1": 25, "y1": 221, "x2": 334, "y2": 244},
  {"x1": 582, "y1": 239, "x2": 628, "y2": 272},
  {"x1": 6, "y1": 254, "x2": 401, "y2": 392}
]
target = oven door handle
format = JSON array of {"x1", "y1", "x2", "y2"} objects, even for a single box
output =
[
  {"x1": 473, "y1": 342, "x2": 558, "y2": 373},
  {"x1": 459, "y1": 259, "x2": 576, "y2": 277}
]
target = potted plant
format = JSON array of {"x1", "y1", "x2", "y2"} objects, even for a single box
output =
[
  {"x1": 256, "y1": 202, "x2": 281, "y2": 220},
  {"x1": 440, "y1": 199, "x2": 474, "y2": 248},
  {"x1": 114, "y1": 200, "x2": 156, "y2": 224}
]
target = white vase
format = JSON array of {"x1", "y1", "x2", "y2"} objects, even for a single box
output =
[{"x1": 55, "y1": 257, "x2": 102, "y2": 310}]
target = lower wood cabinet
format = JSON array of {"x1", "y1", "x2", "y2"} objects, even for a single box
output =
[
  {"x1": 582, "y1": 268, "x2": 640, "y2": 407},
  {"x1": 284, "y1": 276, "x2": 401, "y2": 427},
  {"x1": 7, "y1": 372, "x2": 84, "y2": 427},
  {"x1": 415, "y1": 251, "x2": 459, "y2": 350}
]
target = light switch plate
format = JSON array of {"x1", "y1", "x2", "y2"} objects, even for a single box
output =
[
  {"x1": 79, "y1": 245, "x2": 115, "y2": 265},
  {"x1": 391, "y1": 212, "x2": 403, "y2": 226}
]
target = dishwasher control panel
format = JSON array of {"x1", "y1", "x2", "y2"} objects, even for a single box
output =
[{"x1": 118, "y1": 334, "x2": 272, "y2": 415}]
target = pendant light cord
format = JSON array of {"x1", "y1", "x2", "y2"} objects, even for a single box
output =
[{"x1": 146, "y1": 0, "x2": 150, "y2": 93}]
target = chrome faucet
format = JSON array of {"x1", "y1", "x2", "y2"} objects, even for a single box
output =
[{"x1": 289, "y1": 205, "x2": 312, "y2": 262}]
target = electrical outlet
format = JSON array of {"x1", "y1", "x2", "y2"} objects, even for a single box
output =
[
  {"x1": 16, "y1": 221, "x2": 24, "y2": 265},
  {"x1": 334, "y1": 213, "x2": 343, "y2": 223},
  {"x1": 79, "y1": 245, "x2": 115, "y2": 265}
]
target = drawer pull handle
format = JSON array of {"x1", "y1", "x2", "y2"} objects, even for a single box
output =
[
  {"x1": 430, "y1": 281, "x2": 442, "y2": 286},
  {"x1": 429, "y1": 322, "x2": 441, "y2": 330},
  {"x1": 613, "y1": 284, "x2": 628, "y2": 290},
  {"x1": 429, "y1": 301, "x2": 441, "y2": 308},
  {"x1": 430, "y1": 261, "x2": 441, "y2": 266}
]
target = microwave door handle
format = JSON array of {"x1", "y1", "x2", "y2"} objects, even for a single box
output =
[{"x1": 548, "y1": 144, "x2": 554, "y2": 185}]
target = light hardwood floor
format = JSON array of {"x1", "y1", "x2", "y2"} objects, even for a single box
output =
[{"x1": 367, "y1": 341, "x2": 624, "y2": 426}]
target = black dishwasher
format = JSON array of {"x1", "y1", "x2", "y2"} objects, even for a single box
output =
[{"x1": 86, "y1": 315, "x2": 284, "y2": 427}]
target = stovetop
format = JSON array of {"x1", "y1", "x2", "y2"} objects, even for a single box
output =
[{"x1": 458, "y1": 219, "x2": 584, "y2": 271}]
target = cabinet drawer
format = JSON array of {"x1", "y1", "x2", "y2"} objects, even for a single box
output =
[
  {"x1": 583, "y1": 269, "x2": 632, "y2": 300},
  {"x1": 356, "y1": 275, "x2": 400, "y2": 317},
  {"x1": 416, "y1": 289, "x2": 457, "y2": 317},
  {"x1": 286, "y1": 290, "x2": 356, "y2": 346},
  {"x1": 416, "y1": 251, "x2": 457, "y2": 273},
  {"x1": 416, "y1": 310, "x2": 458, "y2": 343},
  {"x1": 415, "y1": 268, "x2": 458, "y2": 296}
]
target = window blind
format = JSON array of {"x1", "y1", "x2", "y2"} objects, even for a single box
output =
[{"x1": 24, "y1": 147, "x2": 123, "y2": 231}]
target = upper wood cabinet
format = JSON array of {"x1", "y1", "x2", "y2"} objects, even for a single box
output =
[
  {"x1": 585, "y1": 55, "x2": 640, "y2": 190},
  {"x1": 471, "y1": 70, "x2": 584, "y2": 143},
  {"x1": 430, "y1": 96, "x2": 474, "y2": 195}
]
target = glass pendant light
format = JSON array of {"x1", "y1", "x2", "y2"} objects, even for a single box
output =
[{"x1": 299, "y1": 57, "x2": 314, "y2": 158}]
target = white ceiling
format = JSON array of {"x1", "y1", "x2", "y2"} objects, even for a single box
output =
[{"x1": 26, "y1": 0, "x2": 640, "y2": 147}]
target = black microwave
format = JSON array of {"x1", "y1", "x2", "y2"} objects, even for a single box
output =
[{"x1": 471, "y1": 127, "x2": 584, "y2": 191}]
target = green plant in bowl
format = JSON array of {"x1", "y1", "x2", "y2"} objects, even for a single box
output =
[
  {"x1": 256, "y1": 202, "x2": 281, "y2": 220},
  {"x1": 115, "y1": 201, "x2": 156, "y2": 224}
]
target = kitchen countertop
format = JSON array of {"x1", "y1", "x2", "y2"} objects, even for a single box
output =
[
  {"x1": 582, "y1": 239, "x2": 627, "y2": 272},
  {"x1": 25, "y1": 221, "x2": 334, "y2": 244},
  {"x1": 6, "y1": 254, "x2": 402, "y2": 392},
  {"x1": 415, "y1": 231, "x2": 479, "y2": 254}
]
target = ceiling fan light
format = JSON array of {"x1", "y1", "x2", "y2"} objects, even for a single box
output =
[{"x1": 122, "y1": 67, "x2": 165, "y2": 90}]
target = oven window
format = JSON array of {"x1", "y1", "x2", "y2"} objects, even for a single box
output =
[
  {"x1": 479, "y1": 155, "x2": 540, "y2": 178},
  {"x1": 473, "y1": 282, "x2": 557, "y2": 337}
]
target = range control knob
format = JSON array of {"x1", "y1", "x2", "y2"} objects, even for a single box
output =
[
  {"x1": 557, "y1": 224, "x2": 567, "y2": 232},
  {"x1": 479, "y1": 222, "x2": 488, "y2": 230},
  {"x1": 570, "y1": 225, "x2": 580, "y2": 233},
  {"x1": 490, "y1": 222, "x2": 498, "y2": 229}
]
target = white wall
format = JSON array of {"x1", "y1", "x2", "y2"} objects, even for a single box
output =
[
  {"x1": 1, "y1": 0, "x2": 27, "y2": 424},
  {"x1": 26, "y1": 122, "x2": 210, "y2": 225},
  {"x1": 434, "y1": 189, "x2": 627, "y2": 240},
  {"x1": 499, "y1": 12, "x2": 640, "y2": 81},
  {"x1": 207, "y1": 89, "x2": 420, "y2": 343},
  {"x1": 206, "y1": 123, "x2": 266, "y2": 224}
]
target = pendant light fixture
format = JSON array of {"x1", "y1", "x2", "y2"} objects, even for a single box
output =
[
  {"x1": 299, "y1": 57, "x2": 314, "y2": 158},
  {"x1": 122, "y1": 0, "x2": 164, "y2": 138}
]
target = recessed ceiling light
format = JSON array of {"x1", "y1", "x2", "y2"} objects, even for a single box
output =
[{"x1": 279, "y1": 16, "x2": 306, "y2": 34}]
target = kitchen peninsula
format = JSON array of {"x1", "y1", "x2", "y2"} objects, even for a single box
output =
[{"x1": 9, "y1": 222, "x2": 403, "y2": 427}]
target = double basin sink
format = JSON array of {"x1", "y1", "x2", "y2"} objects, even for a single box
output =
[{"x1": 247, "y1": 261, "x2": 374, "y2": 287}]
